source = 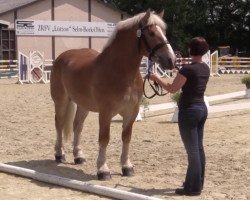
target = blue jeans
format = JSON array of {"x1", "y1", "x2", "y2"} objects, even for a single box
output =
[{"x1": 178, "y1": 102, "x2": 208, "y2": 192}]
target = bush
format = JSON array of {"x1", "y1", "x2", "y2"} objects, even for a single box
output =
[
  {"x1": 171, "y1": 91, "x2": 181, "y2": 103},
  {"x1": 241, "y1": 76, "x2": 250, "y2": 89},
  {"x1": 140, "y1": 96, "x2": 149, "y2": 107}
]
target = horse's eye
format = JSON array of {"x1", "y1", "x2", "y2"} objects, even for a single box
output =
[{"x1": 149, "y1": 32, "x2": 155, "y2": 37}]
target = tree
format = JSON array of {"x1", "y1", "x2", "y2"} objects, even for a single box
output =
[
  {"x1": 206, "y1": 0, "x2": 250, "y2": 54},
  {"x1": 102, "y1": 0, "x2": 250, "y2": 55}
]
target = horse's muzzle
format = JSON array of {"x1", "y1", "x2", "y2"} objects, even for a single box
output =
[{"x1": 157, "y1": 55, "x2": 176, "y2": 70}]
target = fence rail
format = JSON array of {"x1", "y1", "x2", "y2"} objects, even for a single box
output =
[
  {"x1": 1, "y1": 52, "x2": 250, "y2": 82},
  {"x1": 219, "y1": 56, "x2": 250, "y2": 68},
  {"x1": 0, "y1": 59, "x2": 19, "y2": 79},
  {"x1": 218, "y1": 56, "x2": 250, "y2": 74}
]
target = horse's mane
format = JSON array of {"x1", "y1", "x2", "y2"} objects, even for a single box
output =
[{"x1": 103, "y1": 12, "x2": 166, "y2": 50}]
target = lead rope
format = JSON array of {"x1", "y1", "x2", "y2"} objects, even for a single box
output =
[{"x1": 143, "y1": 61, "x2": 168, "y2": 99}]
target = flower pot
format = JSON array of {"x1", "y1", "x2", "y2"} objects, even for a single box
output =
[
  {"x1": 246, "y1": 89, "x2": 250, "y2": 99},
  {"x1": 135, "y1": 112, "x2": 142, "y2": 121},
  {"x1": 171, "y1": 107, "x2": 178, "y2": 123},
  {"x1": 204, "y1": 95, "x2": 210, "y2": 109}
]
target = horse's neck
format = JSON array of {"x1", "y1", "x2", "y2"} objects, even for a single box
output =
[{"x1": 101, "y1": 29, "x2": 143, "y2": 74}]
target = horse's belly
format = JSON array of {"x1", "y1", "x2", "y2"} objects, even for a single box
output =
[
  {"x1": 72, "y1": 96, "x2": 98, "y2": 112},
  {"x1": 63, "y1": 72, "x2": 99, "y2": 112}
]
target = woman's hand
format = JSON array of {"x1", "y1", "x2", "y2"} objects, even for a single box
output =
[
  {"x1": 149, "y1": 72, "x2": 161, "y2": 82},
  {"x1": 149, "y1": 71, "x2": 187, "y2": 94}
]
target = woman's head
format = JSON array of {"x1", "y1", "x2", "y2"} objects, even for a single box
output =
[{"x1": 189, "y1": 37, "x2": 209, "y2": 56}]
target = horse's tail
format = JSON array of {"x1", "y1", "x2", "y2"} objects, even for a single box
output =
[{"x1": 63, "y1": 100, "x2": 76, "y2": 141}]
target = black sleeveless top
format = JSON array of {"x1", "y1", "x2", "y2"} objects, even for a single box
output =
[{"x1": 178, "y1": 62, "x2": 210, "y2": 109}]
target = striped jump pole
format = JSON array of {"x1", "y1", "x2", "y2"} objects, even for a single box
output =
[
  {"x1": 0, "y1": 75, "x2": 18, "y2": 79},
  {"x1": 0, "y1": 68, "x2": 18, "y2": 72},
  {"x1": 0, "y1": 59, "x2": 19, "y2": 79},
  {"x1": 176, "y1": 57, "x2": 192, "y2": 69},
  {"x1": 0, "y1": 60, "x2": 18, "y2": 63},
  {"x1": 0, "y1": 64, "x2": 18, "y2": 68}
]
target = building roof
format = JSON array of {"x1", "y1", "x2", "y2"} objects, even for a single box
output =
[
  {"x1": 0, "y1": 0, "x2": 127, "y2": 16},
  {"x1": 0, "y1": 0, "x2": 42, "y2": 14},
  {"x1": 0, "y1": 20, "x2": 10, "y2": 27}
]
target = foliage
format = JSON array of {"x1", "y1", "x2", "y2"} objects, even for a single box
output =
[
  {"x1": 241, "y1": 76, "x2": 250, "y2": 89},
  {"x1": 140, "y1": 95, "x2": 149, "y2": 107},
  {"x1": 101, "y1": 0, "x2": 250, "y2": 56},
  {"x1": 171, "y1": 91, "x2": 181, "y2": 103}
]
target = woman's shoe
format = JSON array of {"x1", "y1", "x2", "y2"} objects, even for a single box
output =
[
  {"x1": 175, "y1": 188, "x2": 201, "y2": 196},
  {"x1": 182, "y1": 182, "x2": 204, "y2": 190}
]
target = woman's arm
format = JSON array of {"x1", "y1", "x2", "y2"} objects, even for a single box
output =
[{"x1": 149, "y1": 72, "x2": 187, "y2": 93}]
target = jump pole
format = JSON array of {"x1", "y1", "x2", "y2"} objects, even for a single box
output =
[{"x1": 0, "y1": 163, "x2": 161, "y2": 200}]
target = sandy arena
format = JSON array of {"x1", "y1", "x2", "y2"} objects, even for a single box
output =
[{"x1": 0, "y1": 74, "x2": 249, "y2": 200}]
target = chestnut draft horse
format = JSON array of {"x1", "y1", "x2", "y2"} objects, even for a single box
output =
[{"x1": 50, "y1": 10, "x2": 176, "y2": 180}]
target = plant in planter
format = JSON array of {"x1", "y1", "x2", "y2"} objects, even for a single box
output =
[
  {"x1": 171, "y1": 91, "x2": 181, "y2": 122},
  {"x1": 241, "y1": 76, "x2": 250, "y2": 98},
  {"x1": 135, "y1": 95, "x2": 149, "y2": 121},
  {"x1": 140, "y1": 96, "x2": 149, "y2": 118},
  {"x1": 171, "y1": 91, "x2": 181, "y2": 103}
]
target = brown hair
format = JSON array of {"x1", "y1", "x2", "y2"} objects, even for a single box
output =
[{"x1": 189, "y1": 37, "x2": 209, "y2": 56}]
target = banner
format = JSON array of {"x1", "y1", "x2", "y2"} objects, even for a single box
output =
[{"x1": 15, "y1": 20, "x2": 116, "y2": 37}]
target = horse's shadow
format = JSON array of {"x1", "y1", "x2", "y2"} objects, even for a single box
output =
[
  {"x1": 114, "y1": 184, "x2": 176, "y2": 197},
  {"x1": 5, "y1": 160, "x2": 177, "y2": 198},
  {"x1": 6, "y1": 159, "x2": 96, "y2": 183}
]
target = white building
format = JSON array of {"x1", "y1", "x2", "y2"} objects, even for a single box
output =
[{"x1": 0, "y1": 0, "x2": 128, "y2": 60}]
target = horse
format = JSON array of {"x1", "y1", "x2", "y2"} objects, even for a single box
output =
[{"x1": 50, "y1": 10, "x2": 176, "y2": 180}]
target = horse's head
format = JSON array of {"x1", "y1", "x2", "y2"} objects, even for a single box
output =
[{"x1": 137, "y1": 10, "x2": 176, "y2": 70}]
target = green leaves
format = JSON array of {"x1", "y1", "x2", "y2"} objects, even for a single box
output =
[{"x1": 102, "y1": 0, "x2": 250, "y2": 56}]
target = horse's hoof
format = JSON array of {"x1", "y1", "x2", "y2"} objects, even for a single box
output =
[
  {"x1": 122, "y1": 167, "x2": 134, "y2": 177},
  {"x1": 55, "y1": 155, "x2": 66, "y2": 163},
  {"x1": 97, "y1": 171, "x2": 112, "y2": 181},
  {"x1": 74, "y1": 157, "x2": 86, "y2": 164}
]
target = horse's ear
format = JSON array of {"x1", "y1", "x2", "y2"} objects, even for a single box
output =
[
  {"x1": 141, "y1": 9, "x2": 151, "y2": 26},
  {"x1": 158, "y1": 10, "x2": 164, "y2": 18}
]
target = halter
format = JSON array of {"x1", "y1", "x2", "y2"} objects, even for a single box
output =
[
  {"x1": 137, "y1": 23, "x2": 169, "y2": 99},
  {"x1": 137, "y1": 23, "x2": 170, "y2": 61}
]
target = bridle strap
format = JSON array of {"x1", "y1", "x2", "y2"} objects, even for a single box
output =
[
  {"x1": 138, "y1": 23, "x2": 169, "y2": 61},
  {"x1": 141, "y1": 34, "x2": 152, "y2": 55},
  {"x1": 149, "y1": 40, "x2": 169, "y2": 60},
  {"x1": 143, "y1": 63, "x2": 168, "y2": 99},
  {"x1": 137, "y1": 23, "x2": 170, "y2": 99}
]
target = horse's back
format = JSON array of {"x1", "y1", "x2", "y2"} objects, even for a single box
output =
[
  {"x1": 50, "y1": 48, "x2": 99, "y2": 106},
  {"x1": 53, "y1": 48, "x2": 99, "y2": 70}
]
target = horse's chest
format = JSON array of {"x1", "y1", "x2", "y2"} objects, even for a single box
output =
[{"x1": 122, "y1": 87, "x2": 139, "y2": 102}]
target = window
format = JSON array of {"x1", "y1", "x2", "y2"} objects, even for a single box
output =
[{"x1": 0, "y1": 29, "x2": 16, "y2": 60}]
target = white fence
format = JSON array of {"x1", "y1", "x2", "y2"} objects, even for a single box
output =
[
  {"x1": 1, "y1": 50, "x2": 250, "y2": 83},
  {"x1": 141, "y1": 51, "x2": 250, "y2": 76},
  {"x1": 0, "y1": 51, "x2": 53, "y2": 84},
  {"x1": 218, "y1": 56, "x2": 250, "y2": 74},
  {"x1": 0, "y1": 59, "x2": 18, "y2": 79}
]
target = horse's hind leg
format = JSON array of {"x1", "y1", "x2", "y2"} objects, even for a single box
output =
[
  {"x1": 54, "y1": 99, "x2": 71, "y2": 163},
  {"x1": 73, "y1": 106, "x2": 89, "y2": 164}
]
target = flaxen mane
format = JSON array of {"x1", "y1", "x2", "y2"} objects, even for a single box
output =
[{"x1": 104, "y1": 12, "x2": 166, "y2": 50}]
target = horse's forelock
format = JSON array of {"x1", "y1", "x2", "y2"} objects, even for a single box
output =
[{"x1": 145, "y1": 13, "x2": 167, "y2": 30}]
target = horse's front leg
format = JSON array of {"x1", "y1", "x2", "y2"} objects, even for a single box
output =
[
  {"x1": 97, "y1": 111, "x2": 112, "y2": 180},
  {"x1": 120, "y1": 107, "x2": 138, "y2": 176}
]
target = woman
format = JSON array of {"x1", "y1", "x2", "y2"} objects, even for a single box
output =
[{"x1": 149, "y1": 36, "x2": 210, "y2": 196}]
